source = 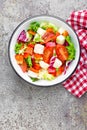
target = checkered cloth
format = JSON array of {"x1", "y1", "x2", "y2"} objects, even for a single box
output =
[{"x1": 62, "y1": 10, "x2": 87, "y2": 98}]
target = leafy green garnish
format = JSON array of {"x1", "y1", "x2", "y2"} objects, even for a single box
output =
[
  {"x1": 40, "y1": 21, "x2": 58, "y2": 32},
  {"x1": 30, "y1": 77, "x2": 39, "y2": 82},
  {"x1": 29, "y1": 22, "x2": 40, "y2": 32},
  {"x1": 19, "y1": 44, "x2": 27, "y2": 54},
  {"x1": 33, "y1": 34, "x2": 44, "y2": 42},
  {"x1": 40, "y1": 21, "x2": 49, "y2": 29},
  {"x1": 38, "y1": 70, "x2": 55, "y2": 81},
  {"x1": 56, "y1": 68, "x2": 59, "y2": 71},
  {"x1": 48, "y1": 23, "x2": 58, "y2": 32},
  {"x1": 26, "y1": 56, "x2": 32, "y2": 67},
  {"x1": 65, "y1": 36, "x2": 76, "y2": 60},
  {"x1": 14, "y1": 43, "x2": 22, "y2": 54}
]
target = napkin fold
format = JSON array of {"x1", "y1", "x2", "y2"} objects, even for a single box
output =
[{"x1": 62, "y1": 10, "x2": 87, "y2": 98}]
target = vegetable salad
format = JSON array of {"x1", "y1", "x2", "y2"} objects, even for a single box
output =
[{"x1": 14, "y1": 21, "x2": 76, "y2": 81}]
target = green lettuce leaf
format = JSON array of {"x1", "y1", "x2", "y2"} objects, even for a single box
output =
[
  {"x1": 38, "y1": 70, "x2": 55, "y2": 81},
  {"x1": 40, "y1": 21, "x2": 49, "y2": 29},
  {"x1": 40, "y1": 21, "x2": 58, "y2": 32},
  {"x1": 33, "y1": 33, "x2": 44, "y2": 42},
  {"x1": 30, "y1": 77, "x2": 39, "y2": 82},
  {"x1": 65, "y1": 36, "x2": 76, "y2": 60},
  {"x1": 29, "y1": 21, "x2": 40, "y2": 32},
  {"x1": 14, "y1": 43, "x2": 22, "y2": 54},
  {"x1": 26, "y1": 56, "x2": 32, "y2": 67}
]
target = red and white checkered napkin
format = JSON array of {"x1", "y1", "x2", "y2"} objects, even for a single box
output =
[{"x1": 62, "y1": 10, "x2": 87, "y2": 98}]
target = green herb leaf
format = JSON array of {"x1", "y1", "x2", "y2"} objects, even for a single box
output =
[
  {"x1": 29, "y1": 22, "x2": 40, "y2": 32},
  {"x1": 14, "y1": 43, "x2": 22, "y2": 54},
  {"x1": 30, "y1": 77, "x2": 39, "y2": 82},
  {"x1": 65, "y1": 36, "x2": 76, "y2": 60},
  {"x1": 56, "y1": 68, "x2": 59, "y2": 71},
  {"x1": 33, "y1": 34, "x2": 44, "y2": 42},
  {"x1": 26, "y1": 56, "x2": 32, "y2": 67},
  {"x1": 40, "y1": 21, "x2": 58, "y2": 32}
]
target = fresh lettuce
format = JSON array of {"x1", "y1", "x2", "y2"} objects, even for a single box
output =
[
  {"x1": 19, "y1": 44, "x2": 27, "y2": 54},
  {"x1": 30, "y1": 70, "x2": 55, "y2": 82},
  {"x1": 29, "y1": 22, "x2": 40, "y2": 32},
  {"x1": 40, "y1": 22, "x2": 58, "y2": 32},
  {"x1": 33, "y1": 33, "x2": 44, "y2": 42},
  {"x1": 30, "y1": 77, "x2": 39, "y2": 82},
  {"x1": 65, "y1": 36, "x2": 76, "y2": 60},
  {"x1": 14, "y1": 43, "x2": 22, "y2": 54},
  {"x1": 26, "y1": 56, "x2": 32, "y2": 67},
  {"x1": 38, "y1": 70, "x2": 55, "y2": 80},
  {"x1": 48, "y1": 23, "x2": 58, "y2": 32},
  {"x1": 40, "y1": 21, "x2": 49, "y2": 29}
]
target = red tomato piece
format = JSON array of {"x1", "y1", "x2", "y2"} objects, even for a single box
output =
[
  {"x1": 33, "y1": 53, "x2": 43, "y2": 60},
  {"x1": 15, "y1": 54, "x2": 24, "y2": 64},
  {"x1": 42, "y1": 32, "x2": 55, "y2": 43},
  {"x1": 33, "y1": 63, "x2": 41, "y2": 70},
  {"x1": 29, "y1": 67, "x2": 39, "y2": 73},
  {"x1": 28, "y1": 43, "x2": 35, "y2": 48},
  {"x1": 52, "y1": 32, "x2": 60, "y2": 41},
  {"x1": 20, "y1": 61, "x2": 28, "y2": 72},
  {"x1": 43, "y1": 47, "x2": 53, "y2": 63},
  {"x1": 46, "y1": 28, "x2": 54, "y2": 33},
  {"x1": 23, "y1": 53, "x2": 30, "y2": 58},
  {"x1": 56, "y1": 44, "x2": 69, "y2": 61},
  {"x1": 24, "y1": 46, "x2": 33, "y2": 55},
  {"x1": 28, "y1": 30, "x2": 36, "y2": 35},
  {"x1": 56, "y1": 65, "x2": 65, "y2": 76},
  {"x1": 62, "y1": 30, "x2": 69, "y2": 37}
]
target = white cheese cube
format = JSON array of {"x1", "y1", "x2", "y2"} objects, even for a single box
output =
[
  {"x1": 56, "y1": 35, "x2": 65, "y2": 45},
  {"x1": 34, "y1": 44, "x2": 44, "y2": 54},
  {"x1": 27, "y1": 70, "x2": 38, "y2": 78},
  {"x1": 39, "y1": 61, "x2": 49, "y2": 69},
  {"x1": 53, "y1": 58, "x2": 62, "y2": 68},
  {"x1": 58, "y1": 27, "x2": 65, "y2": 34},
  {"x1": 37, "y1": 27, "x2": 46, "y2": 36}
]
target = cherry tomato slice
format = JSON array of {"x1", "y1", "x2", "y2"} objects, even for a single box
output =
[
  {"x1": 56, "y1": 44, "x2": 69, "y2": 61},
  {"x1": 43, "y1": 47, "x2": 53, "y2": 63},
  {"x1": 20, "y1": 61, "x2": 28, "y2": 72}
]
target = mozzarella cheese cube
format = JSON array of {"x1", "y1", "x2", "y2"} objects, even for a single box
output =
[
  {"x1": 37, "y1": 27, "x2": 46, "y2": 36},
  {"x1": 27, "y1": 70, "x2": 38, "y2": 78},
  {"x1": 53, "y1": 58, "x2": 62, "y2": 68},
  {"x1": 39, "y1": 61, "x2": 49, "y2": 69},
  {"x1": 58, "y1": 27, "x2": 65, "y2": 34},
  {"x1": 56, "y1": 35, "x2": 65, "y2": 45},
  {"x1": 34, "y1": 44, "x2": 44, "y2": 54}
]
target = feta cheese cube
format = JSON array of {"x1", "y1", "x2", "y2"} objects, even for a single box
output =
[
  {"x1": 53, "y1": 58, "x2": 62, "y2": 68},
  {"x1": 56, "y1": 35, "x2": 65, "y2": 45},
  {"x1": 39, "y1": 61, "x2": 49, "y2": 69},
  {"x1": 27, "y1": 70, "x2": 38, "y2": 78},
  {"x1": 37, "y1": 27, "x2": 46, "y2": 36},
  {"x1": 58, "y1": 27, "x2": 65, "y2": 34},
  {"x1": 34, "y1": 44, "x2": 44, "y2": 54}
]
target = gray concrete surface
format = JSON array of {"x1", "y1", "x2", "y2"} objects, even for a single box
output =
[{"x1": 0, "y1": 0, "x2": 87, "y2": 130}]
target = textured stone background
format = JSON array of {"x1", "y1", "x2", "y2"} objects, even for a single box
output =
[{"x1": 0, "y1": 0, "x2": 87, "y2": 130}]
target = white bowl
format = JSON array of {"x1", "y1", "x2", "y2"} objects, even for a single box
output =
[{"x1": 8, "y1": 15, "x2": 80, "y2": 87}]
